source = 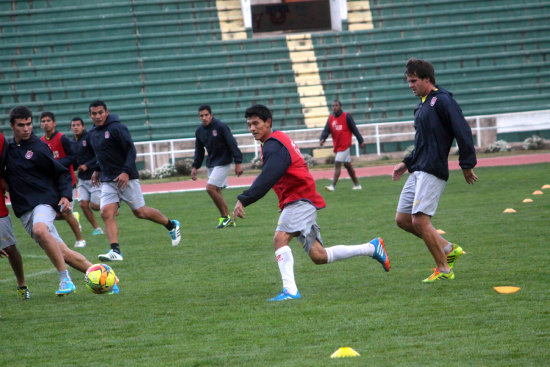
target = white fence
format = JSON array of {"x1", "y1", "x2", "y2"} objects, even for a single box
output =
[{"x1": 135, "y1": 111, "x2": 550, "y2": 172}]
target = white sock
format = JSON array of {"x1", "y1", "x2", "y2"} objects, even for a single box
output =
[
  {"x1": 444, "y1": 242, "x2": 453, "y2": 254},
  {"x1": 274, "y1": 246, "x2": 297, "y2": 295},
  {"x1": 59, "y1": 269, "x2": 71, "y2": 282},
  {"x1": 325, "y1": 243, "x2": 374, "y2": 263}
]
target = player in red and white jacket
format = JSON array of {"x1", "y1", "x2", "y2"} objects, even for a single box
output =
[
  {"x1": 320, "y1": 100, "x2": 365, "y2": 192},
  {"x1": 233, "y1": 105, "x2": 389, "y2": 302},
  {"x1": 40, "y1": 111, "x2": 86, "y2": 248}
]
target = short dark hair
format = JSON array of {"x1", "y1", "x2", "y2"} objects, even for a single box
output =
[
  {"x1": 39, "y1": 111, "x2": 56, "y2": 122},
  {"x1": 245, "y1": 104, "x2": 272, "y2": 124},
  {"x1": 333, "y1": 99, "x2": 342, "y2": 107},
  {"x1": 71, "y1": 117, "x2": 84, "y2": 125},
  {"x1": 405, "y1": 58, "x2": 436, "y2": 84},
  {"x1": 198, "y1": 105, "x2": 212, "y2": 114},
  {"x1": 9, "y1": 106, "x2": 32, "y2": 124},
  {"x1": 89, "y1": 100, "x2": 108, "y2": 112}
]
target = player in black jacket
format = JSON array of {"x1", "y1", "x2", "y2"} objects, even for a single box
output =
[
  {"x1": 5, "y1": 106, "x2": 109, "y2": 296},
  {"x1": 392, "y1": 58, "x2": 478, "y2": 283}
]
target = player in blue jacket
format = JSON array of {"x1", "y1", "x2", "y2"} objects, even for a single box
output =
[
  {"x1": 392, "y1": 58, "x2": 478, "y2": 283},
  {"x1": 88, "y1": 100, "x2": 181, "y2": 262}
]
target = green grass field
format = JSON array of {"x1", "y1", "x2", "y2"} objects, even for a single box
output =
[{"x1": 1, "y1": 164, "x2": 549, "y2": 366}]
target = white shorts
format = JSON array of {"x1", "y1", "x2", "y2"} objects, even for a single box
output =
[
  {"x1": 334, "y1": 147, "x2": 351, "y2": 163},
  {"x1": 276, "y1": 200, "x2": 324, "y2": 254},
  {"x1": 397, "y1": 171, "x2": 446, "y2": 217},
  {"x1": 101, "y1": 179, "x2": 146, "y2": 211},
  {"x1": 20, "y1": 205, "x2": 64, "y2": 248},
  {"x1": 0, "y1": 215, "x2": 17, "y2": 249},
  {"x1": 78, "y1": 178, "x2": 101, "y2": 205},
  {"x1": 207, "y1": 165, "x2": 230, "y2": 188}
]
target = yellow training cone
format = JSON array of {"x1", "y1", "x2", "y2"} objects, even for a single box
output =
[
  {"x1": 436, "y1": 229, "x2": 446, "y2": 234},
  {"x1": 330, "y1": 347, "x2": 360, "y2": 358},
  {"x1": 503, "y1": 208, "x2": 516, "y2": 213},
  {"x1": 532, "y1": 190, "x2": 543, "y2": 195},
  {"x1": 542, "y1": 184, "x2": 550, "y2": 189},
  {"x1": 494, "y1": 286, "x2": 520, "y2": 294},
  {"x1": 522, "y1": 198, "x2": 533, "y2": 203}
]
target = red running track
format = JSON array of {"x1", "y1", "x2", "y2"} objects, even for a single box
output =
[{"x1": 141, "y1": 152, "x2": 550, "y2": 195}]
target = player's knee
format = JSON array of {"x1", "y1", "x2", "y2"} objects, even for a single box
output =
[
  {"x1": 309, "y1": 248, "x2": 328, "y2": 265},
  {"x1": 395, "y1": 214, "x2": 408, "y2": 229},
  {"x1": 32, "y1": 224, "x2": 49, "y2": 239}
]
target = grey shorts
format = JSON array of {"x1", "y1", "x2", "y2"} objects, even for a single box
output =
[
  {"x1": 101, "y1": 179, "x2": 146, "y2": 211},
  {"x1": 334, "y1": 147, "x2": 351, "y2": 163},
  {"x1": 20, "y1": 205, "x2": 63, "y2": 248},
  {"x1": 276, "y1": 200, "x2": 324, "y2": 254},
  {"x1": 397, "y1": 171, "x2": 446, "y2": 216},
  {"x1": 207, "y1": 165, "x2": 230, "y2": 188},
  {"x1": 0, "y1": 215, "x2": 17, "y2": 249},
  {"x1": 78, "y1": 178, "x2": 101, "y2": 205}
]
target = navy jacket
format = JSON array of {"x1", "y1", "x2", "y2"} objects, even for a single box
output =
[
  {"x1": 193, "y1": 118, "x2": 243, "y2": 169},
  {"x1": 5, "y1": 134, "x2": 72, "y2": 217},
  {"x1": 404, "y1": 87, "x2": 477, "y2": 181},
  {"x1": 72, "y1": 129, "x2": 99, "y2": 180},
  {"x1": 89, "y1": 114, "x2": 139, "y2": 182}
]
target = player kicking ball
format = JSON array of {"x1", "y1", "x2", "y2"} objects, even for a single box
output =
[{"x1": 233, "y1": 105, "x2": 390, "y2": 302}]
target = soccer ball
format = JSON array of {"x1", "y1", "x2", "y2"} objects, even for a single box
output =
[{"x1": 85, "y1": 264, "x2": 116, "y2": 294}]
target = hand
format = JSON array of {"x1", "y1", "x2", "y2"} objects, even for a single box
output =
[
  {"x1": 319, "y1": 139, "x2": 325, "y2": 147},
  {"x1": 392, "y1": 162, "x2": 408, "y2": 181},
  {"x1": 91, "y1": 171, "x2": 100, "y2": 187},
  {"x1": 58, "y1": 197, "x2": 72, "y2": 214},
  {"x1": 235, "y1": 163, "x2": 243, "y2": 177},
  {"x1": 114, "y1": 172, "x2": 130, "y2": 190},
  {"x1": 233, "y1": 200, "x2": 245, "y2": 219},
  {"x1": 0, "y1": 248, "x2": 8, "y2": 258},
  {"x1": 462, "y1": 168, "x2": 478, "y2": 185},
  {"x1": 191, "y1": 168, "x2": 197, "y2": 181},
  {"x1": 78, "y1": 164, "x2": 88, "y2": 172},
  {"x1": 360, "y1": 142, "x2": 366, "y2": 148}
]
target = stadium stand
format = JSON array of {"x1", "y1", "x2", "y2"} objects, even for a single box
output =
[{"x1": 0, "y1": 0, "x2": 549, "y2": 145}]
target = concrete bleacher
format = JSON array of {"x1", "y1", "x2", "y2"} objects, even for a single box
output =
[{"x1": 1, "y1": 0, "x2": 549, "y2": 145}]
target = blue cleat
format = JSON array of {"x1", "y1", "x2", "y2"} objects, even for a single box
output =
[
  {"x1": 56, "y1": 278, "x2": 76, "y2": 297},
  {"x1": 371, "y1": 237, "x2": 390, "y2": 272},
  {"x1": 268, "y1": 288, "x2": 301, "y2": 302},
  {"x1": 169, "y1": 220, "x2": 181, "y2": 246},
  {"x1": 109, "y1": 283, "x2": 120, "y2": 295}
]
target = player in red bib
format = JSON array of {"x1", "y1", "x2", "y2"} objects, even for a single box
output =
[
  {"x1": 320, "y1": 100, "x2": 365, "y2": 192},
  {"x1": 40, "y1": 112, "x2": 86, "y2": 248},
  {"x1": 233, "y1": 105, "x2": 389, "y2": 302}
]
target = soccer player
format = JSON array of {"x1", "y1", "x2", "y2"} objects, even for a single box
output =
[
  {"x1": 392, "y1": 58, "x2": 477, "y2": 282},
  {"x1": 233, "y1": 105, "x2": 389, "y2": 302},
  {"x1": 191, "y1": 105, "x2": 243, "y2": 229},
  {"x1": 88, "y1": 100, "x2": 181, "y2": 262},
  {"x1": 39, "y1": 111, "x2": 86, "y2": 248},
  {"x1": 70, "y1": 117, "x2": 104, "y2": 236},
  {"x1": 319, "y1": 100, "x2": 366, "y2": 192},
  {"x1": 5, "y1": 106, "x2": 117, "y2": 296},
  {"x1": 0, "y1": 131, "x2": 29, "y2": 300}
]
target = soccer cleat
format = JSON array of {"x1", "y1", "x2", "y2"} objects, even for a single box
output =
[
  {"x1": 74, "y1": 240, "x2": 86, "y2": 248},
  {"x1": 446, "y1": 244, "x2": 465, "y2": 269},
  {"x1": 352, "y1": 184, "x2": 363, "y2": 190},
  {"x1": 371, "y1": 237, "x2": 390, "y2": 272},
  {"x1": 325, "y1": 185, "x2": 335, "y2": 192},
  {"x1": 17, "y1": 287, "x2": 30, "y2": 300},
  {"x1": 422, "y1": 268, "x2": 455, "y2": 283},
  {"x1": 268, "y1": 288, "x2": 301, "y2": 302},
  {"x1": 169, "y1": 220, "x2": 181, "y2": 246},
  {"x1": 92, "y1": 227, "x2": 104, "y2": 236},
  {"x1": 216, "y1": 216, "x2": 235, "y2": 229},
  {"x1": 56, "y1": 278, "x2": 76, "y2": 296},
  {"x1": 98, "y1": 250, "x2": 124, "y2": 262},
  {"x1": 109, "y1": 283, "x2": 120, "y2": 295}
]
